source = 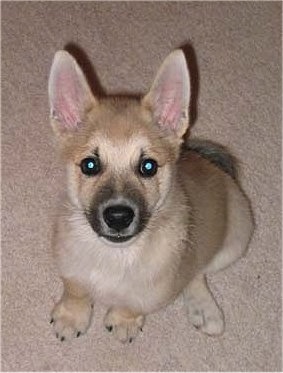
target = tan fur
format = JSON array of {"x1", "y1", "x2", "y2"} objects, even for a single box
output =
[{"x1": 49, "y1": 51, "x2": 253, "y2": 343}]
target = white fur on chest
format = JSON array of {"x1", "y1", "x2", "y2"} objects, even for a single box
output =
[
  {"x1": 56, "y1": 208, "x2": 187, "y2": 312},
  {"x1": 58, "y1": 215, "x2": 153, "y2": 309}
]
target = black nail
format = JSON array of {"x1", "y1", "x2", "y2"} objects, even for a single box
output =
[
  {"x1": 50, "y1": 318, "x2": 54, "y2": 324},
  {"x1": 140, "y1": 328, "x2": 143, "y2": 332},
  {"x1": 106, "y1": 325, "x2": 113, "y2": 332},
  {"x1": 77, "y1": 331, "x2": 81, "y2": 338},
  {"x1": 60, "y1": 336, "x2": 65, "y2": 342},
  {"x1": 129, "y1": 338, "x2": 133, "y2": 343}
]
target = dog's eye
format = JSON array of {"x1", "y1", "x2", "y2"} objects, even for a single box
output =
[
  {"x1": 139, "y1": 158, "x2": 158, "y2": 177},
  {"x1": 80, "y1": 157, "x2": 101, "y2": 176}
]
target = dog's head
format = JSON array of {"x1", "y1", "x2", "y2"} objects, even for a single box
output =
[{"x1": 48, "y1": 50, "x2": 190, "y2": 244}]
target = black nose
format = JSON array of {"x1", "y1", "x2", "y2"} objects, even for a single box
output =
[{"x1": 103, "y1": 205, "x2": 135, "y2": 231}]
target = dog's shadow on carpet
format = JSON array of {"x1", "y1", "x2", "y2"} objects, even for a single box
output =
[
  {"x1": 179, "y1": 42, "x2": 200, "y2": 129},
  {"x1": 65, "y1": 42, "x2": 106, "y2": 98}
]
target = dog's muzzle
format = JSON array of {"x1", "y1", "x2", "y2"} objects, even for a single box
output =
[{"x1": 86, "y1": 195, "x2": 149, "y2": 243}]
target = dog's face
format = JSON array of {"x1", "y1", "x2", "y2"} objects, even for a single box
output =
[
  {"x1": 48, "y1": 50, "x2": 190, "y2": 244},
  {"x1": 62, "y1": 102, "x2": 179, "y2": 243}
]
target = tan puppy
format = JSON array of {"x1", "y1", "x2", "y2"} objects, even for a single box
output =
[{"x1": 48, "y1": 49, "x2": 253, "y2": 343}]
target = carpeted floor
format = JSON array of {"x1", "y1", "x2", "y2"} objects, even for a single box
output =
[{"x1": 1, "y1": 2, "x2": 282, "y2": 371}]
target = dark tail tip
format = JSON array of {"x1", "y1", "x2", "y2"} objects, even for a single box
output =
[{"x1": 185, "y1": 138, "x2": 238, "y2": 180}]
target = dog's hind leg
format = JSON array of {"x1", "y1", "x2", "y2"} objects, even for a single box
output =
[
  {"x1": 204, "y1": 178, "x2": 254, "y2": 275},
  {"x1": 183, "y1": 274, "x2": 225, "y2": 336},
  {"x1": 183, "y1": 179, "x2": 253, "y2": 336}
]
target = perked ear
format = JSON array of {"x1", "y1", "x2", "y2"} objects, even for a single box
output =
[
  {"x1": 48, "y1": 50, "x2": 95, "y2": 133},
  {"x1": 142, "y1": 50, "x2": 190, "y2": 138}
]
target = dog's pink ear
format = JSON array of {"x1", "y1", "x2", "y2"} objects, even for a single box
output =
[
  {"x1": 143, "y1": 50, "x2": 190, "y2": 138},
  {"x1": 48, "y1": 51, "x2": 95, "y2": 132}
]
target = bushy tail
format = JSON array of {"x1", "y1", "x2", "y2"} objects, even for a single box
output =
[{"x1": 185, "y1": 138, "x2": 238, "y2": 180}]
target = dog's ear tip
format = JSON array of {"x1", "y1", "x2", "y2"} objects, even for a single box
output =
[
  {"x1": 54, "y1": 49, "x2": 65, "y2": 57},
  {"x1": 165, "y1": 49, "x2": 187, "y2": 66},
  {"x1": 54, "y1": 49, "x2": 71, "y2": 58},
  {"x1": 51, "y1": 50, "x2": 75, "y2": 67},
  {"x1": 171, "y1": 49, "x2": 185, "y2": 59}
]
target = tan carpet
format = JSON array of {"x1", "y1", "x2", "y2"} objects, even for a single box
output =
[{"x1": 1, "y1": 1, "x2": 282, "y2": 371}]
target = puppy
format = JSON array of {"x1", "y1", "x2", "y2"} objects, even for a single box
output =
[{"x1": 48, "y1": 49, "x2": 253, "y2": 343}]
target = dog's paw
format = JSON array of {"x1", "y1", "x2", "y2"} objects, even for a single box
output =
[
  {"x1": 184, "y1": 275, "x2": 225, "y2": 336},
  {"x1": 104, "y1": 308, "x2": 145, "y2": 343},
  {"x1": 187, "y1": 297, "x2": 224, "y2": 336},
  {"x1": 50, "y1": 298, "x2": 93, "y2": 341}
]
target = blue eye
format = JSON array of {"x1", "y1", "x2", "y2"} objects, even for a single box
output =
[
  {"x1": 80, "y1": 157, "x2": 101, "y2": 176},
  {"x1": 139, "y1": 158, "x2": 158, "y2": 177}
]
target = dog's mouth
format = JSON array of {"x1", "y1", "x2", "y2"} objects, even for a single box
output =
[{"x1": 100, "y1": 233, "x2": 134, "y2": 243}]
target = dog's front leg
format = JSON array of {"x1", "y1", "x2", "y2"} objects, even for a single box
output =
[
  {"x1": 50, "y1": 279, "x2": 93, "y2": 341},
  {"x1": 104, "y1": 307, "x2": 145, "y2": 343}
]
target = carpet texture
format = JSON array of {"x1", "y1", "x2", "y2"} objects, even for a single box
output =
[{"x1": 1, "y1": 2, "x2": 282, "y2": 371}]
